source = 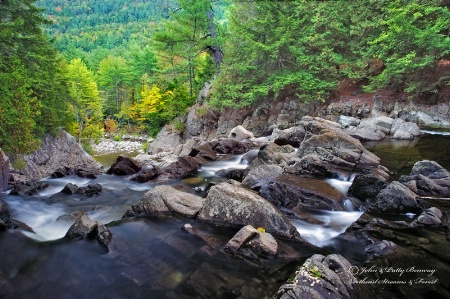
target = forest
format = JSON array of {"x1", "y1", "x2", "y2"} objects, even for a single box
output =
[{"x1": 1, "y1": 0, "x2": 449, "y2": 157}]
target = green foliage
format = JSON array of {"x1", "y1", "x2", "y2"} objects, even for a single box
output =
[
  {"x1": 365, "y1": 1, "x2": 450, "y2": 93},
  {"x1": 0, "y1": 0, "x2": 70, "y2": 155},
  {"x1": 172, "y1": 119, "x2": 186, "y2": 134},
  {"x1": 309, "y1": 266, "x2": 322, "y2": 279}
]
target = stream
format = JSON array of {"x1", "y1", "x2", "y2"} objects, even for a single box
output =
[{"x1": 0, "y1": 130, "x2": 449, "y2": 298}]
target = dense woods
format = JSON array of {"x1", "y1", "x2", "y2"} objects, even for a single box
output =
[{"x1": 1, "y1": 0, "x2": 449, "y2": 155}]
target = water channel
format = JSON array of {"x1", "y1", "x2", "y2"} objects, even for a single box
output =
[{"x1": 0, "y1": 130, "x2": 449, "y2": 298}]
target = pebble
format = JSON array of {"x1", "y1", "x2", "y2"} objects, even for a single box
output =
[{"x1": 92, "y1": 139, "x2": 146, "y2": 155}]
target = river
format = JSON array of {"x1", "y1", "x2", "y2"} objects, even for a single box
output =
[{"x1": 0, "y1": 130, "x2": 449, "y2": 298}]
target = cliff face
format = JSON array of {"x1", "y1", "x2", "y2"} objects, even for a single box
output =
[{"x1": 10, "y1": 131, "x2": 103, "y2": 181}]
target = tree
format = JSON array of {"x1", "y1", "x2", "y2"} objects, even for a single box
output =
[
  {"x1": 154, "y1": 0, "x2": 225, "y2": 97},
  {"x1": 66, "y1": 58, "x2": 102, "y2": 143},
  {"x1": 97, "y1": 55, "x2": 133, "y2": 115},
  {"x1": 0, "y1": 0, "x2": 69, "y2": 155}
]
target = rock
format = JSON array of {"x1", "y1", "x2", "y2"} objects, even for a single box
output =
[
  {"x1": 411, "y1": 207, "x2": 443, "y2": 226},
  {"x1": 223, "y1": 225, "x2": 278, "y2": 258},
  {"x1": 259, "y1": 174, "x2": 345, "y2": 211},
  {"x1": 369, "y1": 181, "x2": 421, "y2": 214},
  {"x1": 273, "y1": 126, "x2": 306, "y2": 147},
  {"x1": 274, "y1": 254, "x2": 357, "y2": 299},
  {"x1": 106, "y1": 155, "x2": 142, "y2": 175},
  {"x1": 51, "y1": 166, "x2": 75, "y2": 178},
  {"x1": 65, "y1": 213, "x2": 112, "y2": 251},
  {"x1": 61, "y1": 183, "x2": 79, "y2": 195},
  {"x1": 252, "y1": 143, "x2": 296, "y2": 166},
  {"x1": 147, "y1": 124, "x2": 184, "y2": 154},
  {"x1": 75, "y1": 168, "x2": 99, "y2": 179},
  {"x1": 222, "y1": 225, "x2": 258, "y2": 254},
  {"x1": 65, "y1": 214, "x2": 98, "y2": 240},
  {"x1": 399, "y1": 160, "x2": 450, "y2": 196},
  {"x1": 162, "y1": 156, "x2": 203, "y2": 178},
  {"x1": 285, "y1": 154, "x2": 335, "y2": 178},
  {"x1": 364, "y1": 240, "x2": 397, "y2": 256},
  {"x1": 0, "y1": 201, "x2": 13, "y2": 230},
  {"x1": 212, "y1": 138, "x2": 254, "y2": 155},
  {"x1": 0, "y1": 149, "x2": 9, "y2": 191},
  {"x1": 390, "y1": 119, "x2": 421, "y2": 140},
  {"x1": 242, "y1": 164, "x2": 284, "y2": 190},
  {"x1": 215, "y1": 168, "x2": 246, "y2": 181},
  {"x1": 10, "y1": 181, "x2": 49, "y2": 196},
  {"x1": 188, "y1": 142, "x2": 217, "y2": 161},
  {"x1": 338, "y1": 116, "x2": 360, "y2": 128},
  {"x1": 343, "y1": 118, "x2": 387, "y2": 141},
  {"x1": 181, "y1": 223, "x2": 223, "y2": 250},
  {"x1": 61, "y1": 183, "x2": 102, "y2": 197},
  {"x1": 348, "y1": 168, "x2": 389, "y2": 201},
  {"x1": 228, "y1": 125, "x2": 254, "y2": 141},
  {"x1": 15, "y1": 130, "x2": 103, "y2": 181},
  {"x1": 298, "y1": 116, "x2": 380, "y2": 172},
  {"x1": 197, "y1": 182, "x2": 299, "y2": 239},
  {"x1": 130, "y1": 165, "x2": 160, "y2": 182},
  {"x1": 123, "y1": 185, "x2": 205, "y2": 218}
]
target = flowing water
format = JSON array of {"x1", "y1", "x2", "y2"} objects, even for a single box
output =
[{"x1": 1, "y1": 130, "x2": 450, "y2": 298}]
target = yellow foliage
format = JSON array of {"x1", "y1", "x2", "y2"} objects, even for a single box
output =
[{"x1": 257, "y1": 227, "x2": 266, "y2": 233}]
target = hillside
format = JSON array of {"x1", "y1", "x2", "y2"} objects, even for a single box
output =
[{"x1": 35, "y1": 0, "x2": 177, "y2": 54}]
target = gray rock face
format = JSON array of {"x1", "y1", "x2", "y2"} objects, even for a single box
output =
[
  {"x1": 370, "y1": 181, "x2": 420, "y2": 214},
  {"x1": 16, "y1": 131, "x2": 103, "y2": 181},
  {"x1": 298, "y1": 116, "x2": 380, "y2": 171},
  {"x1": 259, "y1": 174, "x2": 345, "y2": 211},
  {"x1": 123, "y1": 185, "x2": 205, "y2": 218},
  {"x1": 228, "y1": 125, "x2": 254, "y2": 141},
  {"x1": 274, "y1": 254, "x2": 357, "y2": 299},
  {"x1": 197, "y1": 182, "x2": 299, "y2": 239},
  {"x1": 0, "y1": 149, "x2": 9, "y2": 191}
]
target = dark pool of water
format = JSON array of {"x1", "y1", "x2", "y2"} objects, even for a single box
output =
[{"x1": 363, "y1": 131, "x2": 450, "y2": 180}]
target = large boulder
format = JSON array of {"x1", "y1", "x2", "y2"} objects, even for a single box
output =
[
  {"x1": 161, "y1": 156, "x2": 204, "y2": 178},
  {"x1": 123, "y1": 185, "x2": 205, "y2": 218},
  {"x1": 14, "y1": 130, "x2": 103, "y2": 181},
  {"x1": 106, "y1": 155, "x2": 142, "y2": 175},
  {"x1": 228, "y1": 125, "x2": 254, "y2": 141},
  {"x1": 274, "y1": 254, "x2": 358, "y2": 299},
  {"x1": 197, "y1": 182, "x2": 299, "y2": 239},
  {"x1": 0, "y1": 149, "x2": 9, "y2": 191},
  {"x1": 61, "y1": 183, "x2": 102, "y2": 197},
  {"x1": 298, "y1": 117, "x2": 380, "y2": 171},
  {"x1": 343, "y1": 118, "x2": 387, "y2": 141},
  {"x1": 369, "y1": 181, "x2": 421, "y2": 214},
  {"x1": 259, "y1": 174, "x2": 345, "y2": 211}
]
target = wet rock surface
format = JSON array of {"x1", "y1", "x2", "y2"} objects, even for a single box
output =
[
  {"x1": 61, "y1": 183, "x2": 102, "y2": 197},
  {"x1": 106, "y1": 155, "x2": 142, "y2": 175},
  {"x1": 259, "y1": 174, "x2": 345, "y2": 211},
  {"x1": 10, "y1": 181, "x2": 49, "y2": 196},
  {"x1": 197, "y1": 182, "x2": 300, "y2": 239},
  {"x1": 65, "y1": 213, "x2": 112, "y2": 251}
]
